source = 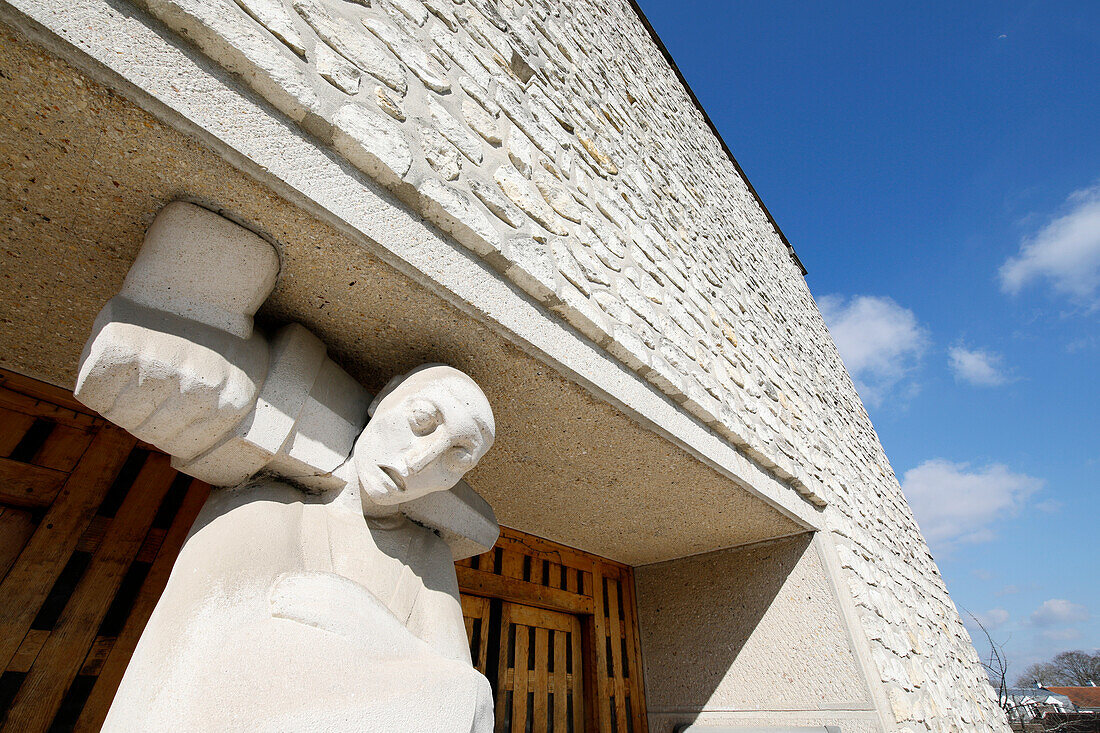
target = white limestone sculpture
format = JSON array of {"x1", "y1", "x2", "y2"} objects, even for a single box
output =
[{"x1": 75, "y1": 202, "x2": 498, "y2": 732}]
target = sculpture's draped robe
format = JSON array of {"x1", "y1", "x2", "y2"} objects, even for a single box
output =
[{"x1": 103, "y1": 480, "x2": 493, "y2": 732}]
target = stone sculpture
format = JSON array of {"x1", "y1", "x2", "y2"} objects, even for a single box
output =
[{"x1": 75, "y1": 202, "x2": 498, "y2": 732}]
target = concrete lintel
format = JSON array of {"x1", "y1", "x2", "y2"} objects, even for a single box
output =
[{"x1": 0, "y1": 0, "x2": 821, "y2": 533}]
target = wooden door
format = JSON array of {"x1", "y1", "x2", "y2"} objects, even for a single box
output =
[
  {"x1": 457, "y1": 527, "x2": 647, "y2": 733},
  {"x1": 496, "y1": 602, "x2": 584, "y2": 733}
]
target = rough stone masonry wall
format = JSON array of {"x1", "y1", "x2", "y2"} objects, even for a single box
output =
[{"x1": 116, "y1": 0, "x2": 1007, "y2": 728}]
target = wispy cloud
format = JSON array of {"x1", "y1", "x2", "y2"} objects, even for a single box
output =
[
  {"x1": 819, "y1": 294, "x2": 929, "y2": 406},
  {"x1": 949, "y1": 345, "x2": 1013, "y2": 387},
  {"x1": 999, "y1": 182, "x2": 1100, "y2": 307},
  {"x1": 901, "y1": 459, "x2": 1044, "y2": 553},
  {"x1": 973, "y1": 608, "x2": 1011, "y2": 631},
  {"x1": 1030, "y1": 599, "x2": 1090, "y2": 627}
]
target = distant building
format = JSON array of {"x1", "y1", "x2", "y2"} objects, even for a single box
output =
[
  {"x1": 1048, "y1": 687, "x2": 1100, "y2": 714},
  {"x1": 1003, "y1": 687, "x2": 1076, "y2": 723}
]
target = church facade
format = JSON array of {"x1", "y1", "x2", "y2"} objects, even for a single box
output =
[{"x1": 0, "y1": 0, "x2": 1007, "y2": 730}]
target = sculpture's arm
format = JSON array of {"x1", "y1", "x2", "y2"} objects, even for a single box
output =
[
  {"x1": 75, "y1": 202, "x2": 280, "y2": 462},
  {"x1": 402, "y1": 532, "x2": 475, "y2": 666},
  {"x1": 406, "y1": 582, "x2": 473, "y2": 665},
  {"x1": 77, "y1": 299, "x2": 271, "y2": 461}
]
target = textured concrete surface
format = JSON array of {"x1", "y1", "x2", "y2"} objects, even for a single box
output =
[
  {"x1": 0, "y1": 21, "x2": 801, "y2": 566},
  {"x1": 636, "y1": 535, "x2": 876, "y2": 729}
]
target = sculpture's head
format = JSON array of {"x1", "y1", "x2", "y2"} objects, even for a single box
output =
[{"x1": 352, "y1": 364, "x2": 495, "y2": 507}]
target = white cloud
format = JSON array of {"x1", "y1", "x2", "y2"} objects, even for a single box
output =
[
  {"x1": 948, "y1": 345, "x2": 1012, "y2": 387},
  {"x1": 1031, "y1": 599, "x2": 1090, "y2": 628},
  {"x1": 973, "y1": 608, "x2": 1010, "y2": 631},
  {"x1": 999, "y1": 182, "x2": 1100, "y2": 306},
  {"x1": 901, "y1": 459, "x2": 1044, "y2": 552},
  {"x1": 1040, "y1": 628, "x2": 1084, "y2": 643},
  {"x1": 819, "y1": 295, "x2": 928, "y2": 406}
]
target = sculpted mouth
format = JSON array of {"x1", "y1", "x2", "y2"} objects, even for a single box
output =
[{"x1": 379, "y1": 465, "x2": 406, "y2": 493}]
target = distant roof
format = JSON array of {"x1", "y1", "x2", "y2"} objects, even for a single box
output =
[
  {"x1": 1048, "y1": 687, "x2": 1100, "y2": 709},
  {"x1": 1004, "y1": 688, "x2": 1075, "y2": 707},
  {"x1": 626, "y1": 1, "x2": 808, "y2": 277}
]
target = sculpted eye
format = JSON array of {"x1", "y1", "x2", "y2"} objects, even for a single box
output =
[
  {"x1": 445, "y1": 445, "x2": 477, "y2": 473},
  {"x1": 407, "y1": 399, "x2": 442, "y2": 436}
]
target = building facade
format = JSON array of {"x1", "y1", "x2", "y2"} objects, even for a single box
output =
[{"x1": 0, "y1": 0, "x2": 1007, "y2": 730}]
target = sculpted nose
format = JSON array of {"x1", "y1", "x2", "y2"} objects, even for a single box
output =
[{"x1": 406, "y1": 435, "x2": 449, "y2": 473}]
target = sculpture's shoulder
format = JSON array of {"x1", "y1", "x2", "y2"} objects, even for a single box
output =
[{"x1": 182, "y1": 478, "x2": 310, "y2": 567}]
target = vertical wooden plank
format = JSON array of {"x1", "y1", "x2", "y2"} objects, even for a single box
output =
[
  {"x1": 501, "y1": 548, "x2": 524, "y2": 581},
  {"x1": 76, "y1": 479, "x2": 210, "y2": 733},
  {"x1": 532, "y1": 626, "x2": 549, "y2": 731},
  {"x1": 590, "y1": 565, "x2": 611, "y2": 731},
  {"x1": 511, "y1": 620, "x2": 530, "y2": 733},
  {"x1": 32, "y1": 424, "x2": 94, "y2": 472},
  {"x1": 0, "y1": 506, "x2": 35, "y2": 580},
  {"x1": 5, "y1": 452, "x2": 177, "y2": 732},
  {"x1": 545, "y1": 560, "x2": 561, "y2": 590},
  {"x1": 606, "y1": 574, "x2": 627, "y2": 730},
  {"x1": 0, "y1": 409, "x2": 35, "y2": 455},
  {"x1": 570, "y1": 617, "x2": 584, "y2": 733},
  {"x1": 621, "y1": 567, "x2": 648, "y2": 733},
  {"x1": 475, "y1": 599, "x2": 490, "y2": 680},
  {"x1": 565, "y1": 566, "x2": 579, "y2": 594},
  {"x1": 0, "y1": 426, "x2": 135, "y2": 671},
  {"x1": 495, "y1": 603, "x2": 512, "y2": 733},
  {"x1": 553, "y1": 626, "x2": 567, "y2": 732}
]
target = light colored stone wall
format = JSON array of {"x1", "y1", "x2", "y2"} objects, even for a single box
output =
[
  {"x1": 5, "y1": 0, "x2": 1006, "y2": 728},
  {"x1": 635, "y1": 534, "x2": 882, "y2": 732}
]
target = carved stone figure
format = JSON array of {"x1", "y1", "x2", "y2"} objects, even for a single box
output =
[{"x1": 75, "y1": 202, "x2": 497, "y2": 732}]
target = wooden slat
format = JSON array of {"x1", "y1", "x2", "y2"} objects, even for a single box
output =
[
  {"x1": 74, "y1": 515, "x2": 111, "y2": 554},
  {"x1": 0, "y1": 506, "x2": 35, "y2": 580},
  {"x1": 134, "y1": 528, "x2": 166, "y2": 564},
  {"x1": 0, "y1": 426, "x2": 135, "y2": 671},
  {"x1": 503, "y1": 669, "x2": 578, "y2": 694},
  {"x1": 545, "y1": 560, "x2": 561, "y2": 590},
  {"x1": 0, "y1": 409, "x2": 35, "y2": 456},
  {"x1": 500, "y1": 547, "x2": 524, "y2": 581},
  {"x1": 0, "y1": 371, "x2": 96, "y2": 416},
  {"x1": 508, "y1": 603, "x2": 575, "y2": 633},
  {"x1": 76, "y1": 479, "x2": 210, "y2": 733},
  {"x1": 8, "y1": 628, "x2": 49, "y2": 673},
  {"x1": 78, "y1": 635, "x2": 116, "y2": 676},
  {"x1": 0, "y1": 456, "x2": 69, "y2": 508},
  {"x1": 553, "y1": 626, "x2": 567, "y2": 732},
  {"x1": 496, "y1": 530, "x2": 596, "y2": 574},
  {"x1": 621, "y1": 568, "x2": 648, "y2": 733},
  {"x1": 5, "y1": 452, "x2": 177, "y2": 731},
  {"x1": 591, "y1": 565, "x2": 612, "y2": 731},
  {"x1": 606, "y1": 575, "x2": 627, "y2": 730},
  {"x1": 457, "y1": 566, "x2": 593, "y2": 615},
  {"x1": 532, "y1": 626, "x2": 549, "y2": 730},
  {"x1": 512, "y1": 613, "x2": 529, "y2": 733},
  {"x1": 495, "y1": 603, "x2": 512, "y2": 732},
  {"x1": 460, "y1": 594, "x2": 491, "y2": 676},
  {"x1": 0, "y1": 388, "x2": 98, "y2": 430},
  {"x1": 570, "y1": 616, "x2": 584, "y2": 733},
  {"x1": 32, "y1": 424, "x2": 94, "y2": 472}
]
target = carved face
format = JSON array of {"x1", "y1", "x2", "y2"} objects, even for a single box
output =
[{"x1": 352, "y1": 365, "x2": 495, "y2": 507}]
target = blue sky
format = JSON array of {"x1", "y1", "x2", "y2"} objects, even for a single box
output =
[{"x1": 635, "y1": 0, "x2": 1099, "y2": 677}]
